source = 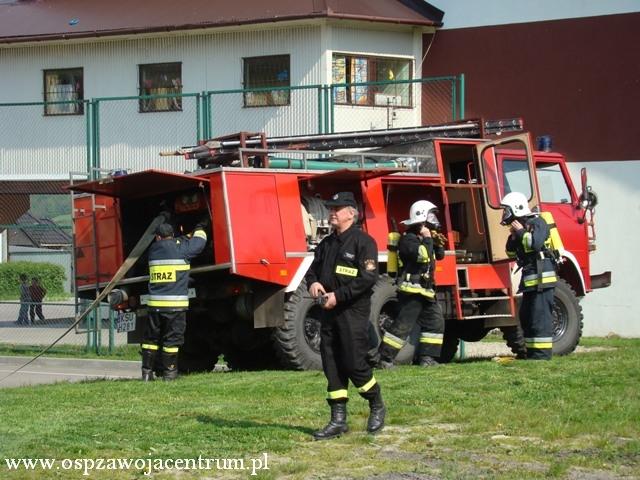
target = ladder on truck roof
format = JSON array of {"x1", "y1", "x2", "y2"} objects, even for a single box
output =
[{"x1": 160, "y1": 118, "x2": 524, "y2": 169}]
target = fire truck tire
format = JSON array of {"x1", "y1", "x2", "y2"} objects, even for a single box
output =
[
  {"x1": 369, "y1": 276, "x2": 416, "y2": 365},
  {"x1": 552, "y1": 279, "x2": 583, "y2": 356},
  {"x1": 273, "y1": 281, "x2": 323, "y2": 370}
]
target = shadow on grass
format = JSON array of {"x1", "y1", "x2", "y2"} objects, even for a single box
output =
[{"x1": 195, "y1": 415, "x2": 315, "y2": 435}]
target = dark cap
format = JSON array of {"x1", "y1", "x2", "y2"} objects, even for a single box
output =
[
  {"x1": 324, "y1": 191, "x2": 357, "y2": 209},
  {"x1": 155, "y1": 223, "x2": 174, "y2": 238}
]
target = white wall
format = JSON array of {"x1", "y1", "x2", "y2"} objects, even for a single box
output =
[
  {"x1": 567, "y1": 161, "x2": 640, "y2": 337},
  {"x1": 428, "y1": 0, "x2": 640, "y2": 29}
]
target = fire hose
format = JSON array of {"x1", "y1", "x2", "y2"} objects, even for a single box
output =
[{"x1": 0, "y1": 214, "x2": 166, "y2": 384}]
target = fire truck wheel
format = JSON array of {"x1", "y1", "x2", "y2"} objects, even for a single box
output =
[
  {"x1": 552, "y1": 279, "x2": 583, "y2": 356},
  {"x1": 273, "y1": 280, "x2": 323, "y2": 370},
  {"x1": 370, "y1": 276, "x2": 416, "y2": 365}
]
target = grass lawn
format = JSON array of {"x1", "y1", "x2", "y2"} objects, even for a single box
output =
[
  {"x1": 0, "y1": 337, "x2": 638, "y2": 479},
  {"x1": 0, "y1": 344, "x2": 140, "y2": 361}
]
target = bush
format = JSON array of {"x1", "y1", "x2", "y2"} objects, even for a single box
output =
[{"x1": 0, "y1": 261, "x2": 66, "y2": 299}]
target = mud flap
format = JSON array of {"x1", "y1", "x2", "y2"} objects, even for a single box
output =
[{"x1": 253, "y1": 286, "x2": 285, "y2": 328}]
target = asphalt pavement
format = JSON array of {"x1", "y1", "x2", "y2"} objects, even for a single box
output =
[{"x1": 0, "y1": 355, "x2": 139, "y2": 389}]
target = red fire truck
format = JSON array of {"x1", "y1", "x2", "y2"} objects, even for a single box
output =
[{"x1": 69, "y1": 119, "x2": 610, "y2": 370}]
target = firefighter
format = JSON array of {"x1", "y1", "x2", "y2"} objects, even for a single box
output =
[
  {"x1": 500, "y1": 192, "x2": 557, "y2": 360},
  {"x1": 306, "y1": 191, "x2": 385, "y2": 440},
  {"x1": 140, "y1": 217, "x2": 208, "y2": 381},
  {"x1": 378, "y1": 200, "x2": 446, "y2": 368}
]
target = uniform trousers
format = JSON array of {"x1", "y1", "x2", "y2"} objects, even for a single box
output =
[
  {"x1": 520, "y1": 288, "x2": 554, "y2": 360},
  {"x1": 320, "y1": 299, "x2": 379, "y2": 402}
]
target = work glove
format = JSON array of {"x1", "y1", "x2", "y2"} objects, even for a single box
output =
[{"x1": 431, "y1": 230, "x2": 447, "y2": 248}]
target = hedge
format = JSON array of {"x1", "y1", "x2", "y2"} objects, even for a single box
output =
[{"x1": 0, "y1": 261, "x2": 66, "y2": 300}]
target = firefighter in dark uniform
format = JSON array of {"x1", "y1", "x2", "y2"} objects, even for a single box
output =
[
  {"x1": 378, "y1": 200, "x2": 446, "y2": 367},
  {"x1": 500, "y1": 192, "x2": 557, "y2": 360},
  {"x1": 306, "y1": 191, "x2": 385, "y2": 440},
  {"x1": 140, "y1": 219, "x2": 207, "y2": 381}
]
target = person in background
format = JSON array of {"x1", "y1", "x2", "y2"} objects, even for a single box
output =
[
  {"x1": 306, "y1": 191, "x2": 385, "y2": 440},
  {"x1": 16, "y1": 274, "x2": 30, "y2": 325},
  {"x1": 29, "y1": 277, "x2": 47, "y2": 323},
  {"x1": 140, "y1": 216, "x2": 208, "y2": 381}
]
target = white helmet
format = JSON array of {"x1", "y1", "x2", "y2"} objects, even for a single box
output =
[
  {"x1": 500, "y1": 191, "x2": 532, "y2": 225},
  {"x1": 401, "y1": 200, "x2": 439, "y2": 227}
]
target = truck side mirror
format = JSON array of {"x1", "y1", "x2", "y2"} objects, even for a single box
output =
[{"x1": 579, "y1": 167, "x2": 598, "y2": 210}]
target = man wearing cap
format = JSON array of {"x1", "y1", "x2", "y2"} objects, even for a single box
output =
[
  {"x1": 140, "y1": 218, "x2": 208, "y2": 381},
  {"x1": 305, "y1": 191, "x2": 385, "y2": 440},
  {"x1": 378, "y1": 200, "x2": 446, "y2": 368}
]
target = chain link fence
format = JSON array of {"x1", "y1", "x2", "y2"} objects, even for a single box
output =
[{"x1": 0, "y1": 75, "x2": 464, "y2": 176}]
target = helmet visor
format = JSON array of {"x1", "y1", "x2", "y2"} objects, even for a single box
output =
[
  {"x1": 500, "y1": 206, "x2": 515, "y2": 225},
  {"x1": 425, "y1": 211, "x2": 440, "y2": 229}
]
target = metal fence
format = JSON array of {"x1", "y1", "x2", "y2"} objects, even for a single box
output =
[
  {"x1": 0, "y1": 74, "x2": 464, "y2": 176},
  {"x1": 0, "y1": 299, "x2": 128, "y2": 354}
]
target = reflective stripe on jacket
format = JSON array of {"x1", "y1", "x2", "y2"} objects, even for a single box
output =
[
  {"x1": 505, "y1": 216, "x2": 557, "y2": 292},
  {"x1": 397, "y1": 231, "x2": 444, "y2": 298},
  {"x1": 147, "y1": 229, "x2": 207, "y2": 310}
]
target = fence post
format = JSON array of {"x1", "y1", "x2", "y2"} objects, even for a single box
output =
[
  {"x1": 108, "y1": 308, "x2": 115, "y2": 354},
  {"x1": 85, "y1": 100, "x2": 93, "y2": 174},
  {"x1": 196, "y1": 93, "x2": 202, "y2": 142},
  {"x1": 458, "y1": 73, "x2": 465, "y2": 120},
  {"x1": 317, "y1": 86, "x2": 324, "y2": 134}
]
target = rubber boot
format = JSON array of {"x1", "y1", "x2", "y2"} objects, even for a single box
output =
[
  {"x1": 141, "y1": 349, "x2": 157, "y2": 382},
  {"x1": 366, "y1": 390, "x2": 386, "y2": 434},
  {"x1": 161, "y1": 352, "x2": 179, "y2": 381},
  {"x1": 312, "y1": 402, "x2": 348, "y2": 441}
]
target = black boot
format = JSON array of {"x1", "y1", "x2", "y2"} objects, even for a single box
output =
[
  {"x1": 418, "y1": 355, "x2": 441, "y2": 367},
  {"x1": 312, "y1": 402, "x2": 348, "y2": 441},
  {"x1": 367, "y1": 390, "x2": 386, "y2": 434},
  {"x1": 161, "y1": 352, "x2": 179, "y2": 381},
  {"x1": 141, "y1": 349, "x2": 157, "y2": 382},
  {"x1": 377, "y1": 343, "x2": 398, "y2": 369}
]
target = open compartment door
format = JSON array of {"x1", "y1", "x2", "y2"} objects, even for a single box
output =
[{"x1": 475, "y1": 134, "x2": 539, "y2": 262}]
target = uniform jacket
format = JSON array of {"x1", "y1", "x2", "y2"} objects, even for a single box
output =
[
  {"x1": 397, "y1": 231, "x2": 445, "y2": 298},
  {"x1": 505, "y1": 215, "x2": 557, "y2": 292},
  {"x1": 305, "y1": 224, "x2": 378, "y2": 305},
  {"x1": 147, "y1": 229, "x2": 207, "y2": 310}
]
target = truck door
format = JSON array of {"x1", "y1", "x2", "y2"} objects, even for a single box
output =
[{"x1": 475, "y1": 134, "x2": 539, "y2": 262}]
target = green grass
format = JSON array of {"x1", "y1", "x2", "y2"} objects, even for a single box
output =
[{"x1": 1, "y1": 338, "x2": 639, "y2": 479}]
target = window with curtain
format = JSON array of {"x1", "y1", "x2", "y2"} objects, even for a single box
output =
[
  {"x1": 43, "y1": 68, "x2": 84, "y2": 115},
  {"x1": 139, "y1": 63, "x2": 182, "y2": 112},
  {"x1": 332, "y1": 54, "x2": 412, "y2": 107},
  {"x1": 243, "y1": 55, "x2": 290, "y2": 107}
]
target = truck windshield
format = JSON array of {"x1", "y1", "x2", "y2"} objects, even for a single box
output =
[{"x1": 536, "y1": 162, "x2": 572, "y2": 203}]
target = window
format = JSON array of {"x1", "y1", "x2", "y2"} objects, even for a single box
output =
[
  {"x1": 502, "y1": 159, "x2": 533, "y2": 202},
  {"x1": 332, "y1": 54, "x2": 412, "y2": 107},
  {"x1": 139, "y1": 63, "x2": 182, "y2": 112},
  {"x1": 43, "y1": 68, "x2": 84, "y2": 115},
  {"x1": 243, "y1": 55, "x2": 290, "y2": 107},
  {"x1": 537, "y1": 162, "x2": 571, "y2": 203}
]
